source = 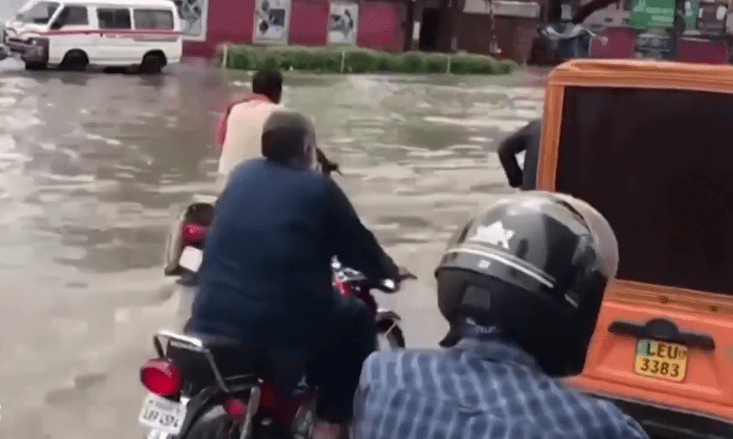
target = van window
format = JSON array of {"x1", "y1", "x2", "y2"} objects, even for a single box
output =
[
  {"x1": 15, "y1": 1, "x2": 60, "y2": 24},
  {"x1": 556, "y1": 86, "x2": 733, "y2": 295},
  {"x1": 133, "y1": 9, "x2": 174, "y2": 30},
  {"x1": 97, "y1": 8, "x2": 132, "y2": 29},
  {"x1": 53, "y1": 5, "x2": 89, "y2": 27}
]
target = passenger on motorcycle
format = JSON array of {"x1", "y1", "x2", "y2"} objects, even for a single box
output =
[
  {"x1": 189, "y1": 109, "x2": 400, "y2": 439},
  {"x1": 215, "y1": 70, "x2": 339, "y2": 190},
  {"x1": 353, "y1": 192, "x2": 650, "y2": 439},
  {"x1": 217, "y1": 70, "x2": 283, "y2": 179},
  {"x1": 497, "y1": 119, "x2": 541, "y2": 190}
]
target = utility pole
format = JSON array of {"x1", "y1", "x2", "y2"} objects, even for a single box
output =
[{"x1": 404, "y1": 0, "x2": 416, "y2": 51}]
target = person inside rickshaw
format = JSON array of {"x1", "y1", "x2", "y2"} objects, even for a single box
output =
[{"x1": 497, "y1": 119, "x2": 541, "y2": 190}]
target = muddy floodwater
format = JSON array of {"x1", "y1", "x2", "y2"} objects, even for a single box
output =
[{"x1": 0, "y1": 58, "x2": 544, "y2": 438}]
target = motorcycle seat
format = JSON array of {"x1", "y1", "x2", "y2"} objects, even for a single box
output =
[{"x1": 168, "y1": 334, "x2": 309, "y2": 395}]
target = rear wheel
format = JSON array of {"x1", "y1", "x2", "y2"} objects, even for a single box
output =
[
  {"x1": 140, "y1": 52, "x2": 167, "y2": 74},
  {"x1": 60, "y1": 50, "x2": 88, "y2": 71},
  {"x1": 186, "y1": 407, "x2": 238, "y2": 439},
  {"x1": 377, "y1": 325, "x2": 405, "y2": 351}
]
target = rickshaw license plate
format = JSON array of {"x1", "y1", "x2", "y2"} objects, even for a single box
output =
[{"x1": 634, "y1": 339, "x2": 688, "y2": 382}]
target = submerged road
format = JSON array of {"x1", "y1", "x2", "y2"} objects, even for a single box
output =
[{"x1": 0, "y1": 58, "x2": 544, "y2": 438}]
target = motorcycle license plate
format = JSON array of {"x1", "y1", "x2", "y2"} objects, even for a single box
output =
[
  {"x1": 138, "y1": 393, "x2": 187, "y2": 435},
  {"x1": 179, "y1": 246, "x2": 203, "y2": 273}
]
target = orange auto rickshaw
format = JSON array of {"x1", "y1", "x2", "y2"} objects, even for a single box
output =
[{"x1": 537, "y1": 59, "x2": 733, "y2": 439}]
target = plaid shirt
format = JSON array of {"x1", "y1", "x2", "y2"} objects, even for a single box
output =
[{"x1": 353, "y1": 326, "x2": 649, "y2": 439}]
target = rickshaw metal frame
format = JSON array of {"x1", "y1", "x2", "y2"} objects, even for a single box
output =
[{"x1": 536, "y1": 59, "x2": 733, "y2": 439}]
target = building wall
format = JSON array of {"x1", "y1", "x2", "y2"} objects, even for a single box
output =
[
  {"x1": 457, "y1": 0, "x2": 545, "y2": 63},
  {"x1": 183, "y1": 0, "x2": 405, "y2": 58},
  {"x1": 0, "y1": 0, "x2": 27, "y2": 31},
  {"x1": 290, "y1": 0, "x2": 329, "y2": 46},
  {"x1": 184, "y1": 0, "x2": 256, "y2": 58},
  {"x1": 458, "y1": 15, "x2": 542, "y2": 63},
  {"x1": 356, "y1": 1, "x2": 406, "y2": 51}
]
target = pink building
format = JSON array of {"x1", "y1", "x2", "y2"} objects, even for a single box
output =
[{"x1": 177, "y1": 0, "x2": 406, "y2": 58}]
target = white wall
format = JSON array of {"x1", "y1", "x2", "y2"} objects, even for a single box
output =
[{"x1": 0, "y1": 0, "x2": 27, "y2": 29}]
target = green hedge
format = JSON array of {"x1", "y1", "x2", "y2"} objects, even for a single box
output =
[{"x1": 221, "y1": 45, "x2": 518, "y2": 75}]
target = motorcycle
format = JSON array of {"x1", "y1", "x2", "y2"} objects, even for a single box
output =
[
  {"x1": 138, "y1": 262, "x2": 414, "y2": 439},
  {"x1": 162, "y1": 151, "x2": 341, "y2": 315}
]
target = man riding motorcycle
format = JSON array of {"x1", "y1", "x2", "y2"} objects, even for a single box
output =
[
  {"x1": 353, "y1": 192, "x2": 650, "y2": 439},
  {"x1": 188, "y1": 109, "x2": 400, "y2": 439}
]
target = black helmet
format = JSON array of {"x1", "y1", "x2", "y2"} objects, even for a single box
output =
[{"x1": 435, "y1": 191, "x2": 618, "y2": 377}]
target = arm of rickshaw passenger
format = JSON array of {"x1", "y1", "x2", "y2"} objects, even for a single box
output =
[{"x1": 498, "y1": 129, "x2": 527, "y2": 188}]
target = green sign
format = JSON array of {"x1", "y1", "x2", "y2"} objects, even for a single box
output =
[
  {"x1": 629, "y1": 0, "x2": 676, "y2": 29},
  {"x1": 683, "y1": 0, "x2": 700, "y2": 31}
]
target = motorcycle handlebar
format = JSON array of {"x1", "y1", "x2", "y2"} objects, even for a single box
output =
[
  {"x1": 336, "y1": 266, "x2": 416, "y2": 294},
  {"x1": 316, "y1": 148, "x2": 341, "y2": 177}
]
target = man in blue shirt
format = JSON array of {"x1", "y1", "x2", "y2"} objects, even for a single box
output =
[
  {"x1": 189, "y1": 109, "x2": 400, "y2": 439},
  {"x1": 353, "y1": 192, "x2": 650, "y2": 439}
]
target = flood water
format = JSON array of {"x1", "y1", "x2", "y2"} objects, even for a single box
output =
[{"x1": 0, "y1": 58, "x2": 544, "y2": 438}]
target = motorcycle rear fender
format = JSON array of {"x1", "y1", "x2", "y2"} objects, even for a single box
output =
[
  {"x1": 375, "y1": 309, "x2": 401, "y2": 333},
  {"x1": 177, "y1": 383, "x2": 255, "y2": 438},
  {"x1": 163, "y1": 201, "x2": 215, "y2": 276},
  {"x1": 176, "y1": 386, "x2": 220, "y2": 438}
]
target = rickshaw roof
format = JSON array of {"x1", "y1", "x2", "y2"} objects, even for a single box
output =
[
  {"x1": 546, "y1": 59, "x2": 733, "y2": 93},
  {"x1": 538, "y1": 59, "x2": 733, "y2": 190},
  {"x1": 537, "y1": 58, "x2": 733, "y2": 303}
]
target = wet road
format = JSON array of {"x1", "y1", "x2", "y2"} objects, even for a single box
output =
[{"x1": 0, "y1": 58, "x2": 544, "y2": 438}]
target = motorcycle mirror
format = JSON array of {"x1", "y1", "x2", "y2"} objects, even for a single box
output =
[{"x1": 331, "y1": 257, "x2": 342, "y2": 270}]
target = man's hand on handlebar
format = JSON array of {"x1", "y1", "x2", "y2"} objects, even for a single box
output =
[
  {"x1": 397, "y1": 266, "x2": 417, "y2": 281},
  {"x1": 377, "y1": 266, "x2": 416, "y2": 293},
  {"x1": 323, "y1": 160, "x2": 341, "y2": 177},
  {"x1": 316, "y1": 147, "x2": 341, "y2": 177}
]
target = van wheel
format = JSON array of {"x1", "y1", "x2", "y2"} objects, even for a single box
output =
[
  {"x1": 24, "y1": 62, "x2": 47, "y2": 71},
  {"x1": 140, "y1": 52, "x2": 166, "y2": 74},
  {"x1": 60, "y1": 50, "x2": 89, "y2": 72}
]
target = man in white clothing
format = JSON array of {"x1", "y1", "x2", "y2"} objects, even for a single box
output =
[
  {"x1": 216, "y1": 70, "x2": 283, "y2": 182},
  {"x1": 214, "y1": 71, "x2": 340, "y2": 191}
]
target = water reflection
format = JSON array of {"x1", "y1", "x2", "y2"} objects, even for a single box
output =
[
  {"x1": 0, "y1": 62, "x2": 542, "y2": 283},
  {"x1": 0, "y1": 62, "x2": 546, "y2": 436}
]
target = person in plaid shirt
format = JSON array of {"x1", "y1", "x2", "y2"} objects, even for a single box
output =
[{"x1": 353, "y1": 192, "x2": 649, "y2": 439}]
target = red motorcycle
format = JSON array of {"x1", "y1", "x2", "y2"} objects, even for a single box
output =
[
  {"x1": 138, "y1": 260, "x2": 413, "y2": 439},
  {"x1": 162, "y1": 153, "x2": 342, "y2": 313}
]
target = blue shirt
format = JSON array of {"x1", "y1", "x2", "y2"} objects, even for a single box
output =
[
  {"x1": 188, "y1": 158, "x2": 398, "y2": 347},
  {"x1": 354, "y1": 327, "x2": 649, "y2": 439}
]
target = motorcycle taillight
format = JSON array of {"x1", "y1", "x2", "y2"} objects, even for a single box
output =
[
  {"x1": 140, "y1": 358, "x2": 182, "y2": 397},
  {"x1": 333, "y1": 280, "x2": 352, "y2": 298},
  {"x1": 223, "y1": 397, "x2": 248, "y2": 420},
  {"x1": 181, "y1": 223, "x2": 208, "y2": 244}
]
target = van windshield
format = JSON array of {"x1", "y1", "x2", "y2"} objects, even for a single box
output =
[
  {"x1": 556, "y1": 86, "x2": 733, "y2": 295},
  {"x1": 15, "y1": 1, "x2": 60, "y2": 24}
]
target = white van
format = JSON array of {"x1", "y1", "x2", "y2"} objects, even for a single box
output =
[{"x1": 3, "y1": 0, "x2": 182, "y2": 73}]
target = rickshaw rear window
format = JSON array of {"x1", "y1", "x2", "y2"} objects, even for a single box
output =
[{"x1": 556, "y1": 86, "x2": 733, "y2": 295}]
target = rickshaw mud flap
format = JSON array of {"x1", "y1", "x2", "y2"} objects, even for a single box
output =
[
  {"x1": 586, "y1": 393, "x2": 733, "y2": 439},
  {"x1": 608, "y1": 319, "x2": 716, "y2": 351}
]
